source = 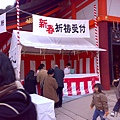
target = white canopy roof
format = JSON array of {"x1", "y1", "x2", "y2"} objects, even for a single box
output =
[{"x1": 11, "y1": 30, "x2": 105, "y2": 52}]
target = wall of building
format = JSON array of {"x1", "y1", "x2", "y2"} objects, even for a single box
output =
[
  {"x1": 107, "y1": 0, "x2": 120, "y2": 16},
  {"x1": 76, "y1": 0, "x2": 98, "y2": 46},
  {"x1": 76, "y1": 0, "x2": 120, "y2": 19},
  {"x1": 76, "y1": 0, "x2": 98, "y2": 20}
]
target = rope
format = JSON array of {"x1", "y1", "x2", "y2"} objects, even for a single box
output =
[
  {"x1": 16, "y1": 0, "x2": 20, "y2": 44},
  {"x1": 94, "y1": 5, "x2": 100, "y2": 78}
]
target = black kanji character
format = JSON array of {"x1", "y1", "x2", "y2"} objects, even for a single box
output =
[
  {"x1": 55, "y1": 23, "x2": 63, "y2": 32},
  {"x1": 72, "y1": 24, "x2": 78, "y2": 33},
  {"x1": 79, "y1": 24, "x2": 86, "y2": 33},
  {"x1": 0, "y1": 20, "x2": 4, "y2": 26},
  {"x1": 64, "y1": 24, "x2": 71, "y2": 33}
]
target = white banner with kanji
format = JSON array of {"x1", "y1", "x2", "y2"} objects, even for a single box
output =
[
  {"x1": 0, "y1": 13, "x2": 6, "y2": 33},
  {"x1": 32, "y1": 14, "x2": 90, "y2": 38}
]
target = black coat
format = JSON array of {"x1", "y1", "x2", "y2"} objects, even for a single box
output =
[
  {"x1": 54, "y1": 67, "x2": 64, "y2": 87},
  {"x1": 24, "y1": 76, "x2": 37, "y2": 94},
  {"x1": 0, "y1": 89, "x2": 37, "y2": 120}
]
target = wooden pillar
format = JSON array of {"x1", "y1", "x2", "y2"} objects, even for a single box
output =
[
  {"x1": 70, "y1": 0, "x2": 76, "y2": 19},
  {"x1": 98, "y1": 0, "x2": 107, "y2": 16},
  {"x1": 98, "y1": 0, "x2": 110, "y2": 90},
  {"x1": 99, "y1": 22, "x2": 110, "y2": 90}
]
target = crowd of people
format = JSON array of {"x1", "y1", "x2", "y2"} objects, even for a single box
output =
[
  {"x1": 1, "y1": 52, "x2": 120, "y2": 120},
  {"x1": 23, "y1": 62, "x2": 72, "y2": 108},
  {"x1": 24, "y1": 63, "x2": 67, "y2": 108}
]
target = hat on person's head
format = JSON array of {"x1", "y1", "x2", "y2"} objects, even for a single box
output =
[
  {"x1": 67, "y1": 63, "x2": 71, "y2": 66},
  {"x1": 47, "y1": 68, "x2": 54, "y2": 75}
]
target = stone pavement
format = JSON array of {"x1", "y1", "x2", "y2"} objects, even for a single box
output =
[{"x1": 55, "y1": 88, "x2": 120, "y2": 120}]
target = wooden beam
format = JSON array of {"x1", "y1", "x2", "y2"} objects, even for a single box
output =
[
  {"x1": 43, "y1": 7, "x2": 61, "y2": 16},
  {"x1": 90, "y1": 15, "x2": 120, "y2": 29},
  {"x1": 108, "y1": 16, "x2": 120, "y2": 22},
  {"x1": 70, "y1": 0, "x2": 76, "y2": 19},
  {"x1": 56, "y1": 5, "x2": 71, "y2": 18},
  {"x1": 76, "y1": 0, "x2": 85, "y2": 6},
  {"x1": 98, "y1": 15, "x2": 120, "y2": 22},
  {"x1": 89, "y1": 19, "x2": 95, "y2": 28},
  {"x1": 7, "y1": 22, "x2": 27, "y2": 30}
]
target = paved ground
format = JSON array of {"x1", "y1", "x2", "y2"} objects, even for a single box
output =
[{"x1": 55, "y1": 87, "x2": 120, "y2": 120}]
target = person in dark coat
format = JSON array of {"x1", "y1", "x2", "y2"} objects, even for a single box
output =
[
  {"x1": 54, "y1": 65, "x2": 65, "y2": 107},
  {"x1": 24, "y1": 70, "x2": 37, "y2": 94},
  {"x1": 0, "y1": 52, "x2": 37, "y2": 120},
  {"x1": 111, "y1": 78, "x2": 120, "y2": 117}
]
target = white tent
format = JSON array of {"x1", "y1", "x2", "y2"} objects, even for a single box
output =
[
  {"x1": 11, "y1": 30, "x2": 105, "y2": 51},
  {"x1": 9, "y1": 30, "x2": 105, "y2": 79}
]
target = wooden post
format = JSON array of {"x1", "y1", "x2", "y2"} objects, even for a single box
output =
[{"x1": 70, "y1": 0, "x2": 76, "y2": 19}]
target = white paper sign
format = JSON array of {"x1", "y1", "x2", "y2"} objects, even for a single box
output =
[
  {"x1": 33, "y1": 14, "x2": 90, "y2": 38},
  {"x1": 0, "y1": 13, "x2": 6, "y2": 33}
]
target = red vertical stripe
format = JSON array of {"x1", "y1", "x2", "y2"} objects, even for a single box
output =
[
  {"x1": 65, "y1": 79, "x2": 72, "y2": 96},
  {"x1": 24, "y1": 55, "x2": 30, "y2": 76},
  {"x1": 46, "y1": 55, "x2": 53, "y2": 70},
  {"x1": 55, "y1": 54, "x2": 60, "y2": 67},
  {"x1": 83, "y1": 58, "x2": 86, "y2": 73},
  {"x1": 84, "y1": 79, "x2": 89, "y2": 94},
  {"x1": 90, "y1": 56, "x2": 95, "y2": 73},
  {"x1": 76, "y1": 81, "x2": 80, "y2": 95}
]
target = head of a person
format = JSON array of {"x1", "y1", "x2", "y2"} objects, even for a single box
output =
[
  {"x1": 25, "y1": 70, "x2": 34, "y2": 80},
  {"x1": 38, "y1": 64, "x2": 45, "y2": 70},
  {"x1": 67, "y1": 63, "x2": 71, "y2": 69},
  {"x1": 112, "y1": 79, "x2": 120, "y2": 87},
  {"x1": 93, "y1": 83, "x2": 103, "y2": 93},
  {"x1": 54, "y1": 64, "x2": 58, "y2": 69},
  {"x1": 47, "y1": 68, "x2": 54, "y2": 76},
  {"x1": 0, "y1": 52, "x2": 16, "y2": 87}
]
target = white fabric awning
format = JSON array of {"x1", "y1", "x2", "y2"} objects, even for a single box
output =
[{"x1": 11, "y1": 30, "x2": 106, "y2": 52}]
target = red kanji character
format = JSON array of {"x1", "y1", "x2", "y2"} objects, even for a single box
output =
[
  {"x1": 39, "y1": 18, "x2": 47, "y2": 28},
  {"x1": 46, "y1": 25, "x2": 54, "y2": 34}
]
